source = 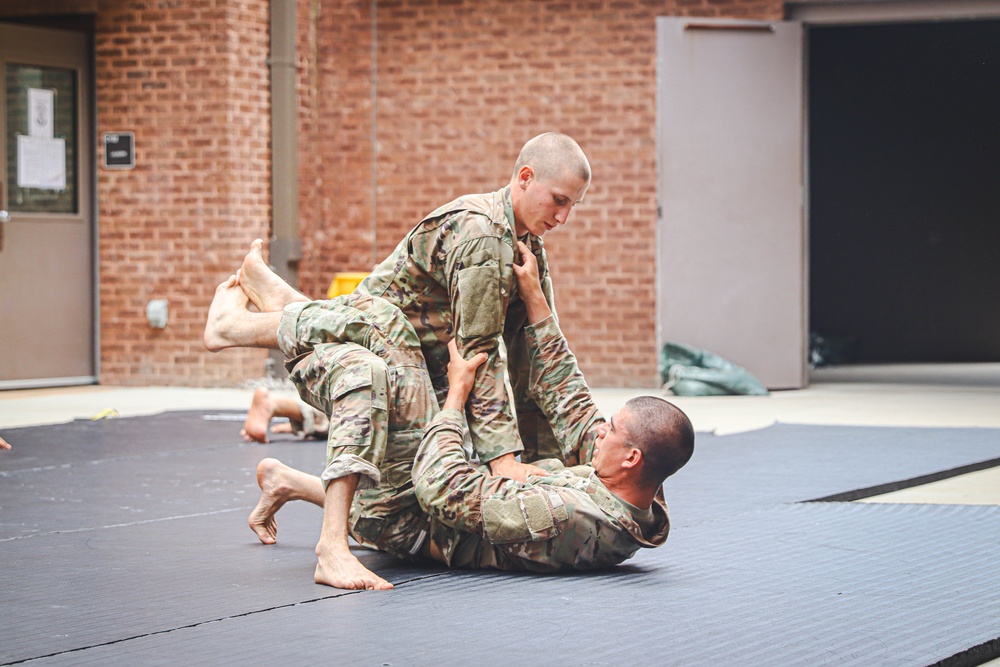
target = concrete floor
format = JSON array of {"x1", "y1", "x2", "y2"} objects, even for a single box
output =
[{"x1": 3, "y1": 362, "x2": 999, "y2": 507}]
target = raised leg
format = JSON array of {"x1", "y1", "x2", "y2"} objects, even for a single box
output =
[
  {"x1": 238, "y1": 238, "x2": 309, "y2": 312},
  {"x1": 204, "y1": 275, "x2": 283, "y2": 351}
]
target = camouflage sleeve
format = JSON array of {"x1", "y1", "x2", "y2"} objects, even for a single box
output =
[
  {"x1": 523, "y1": 315, "x2": 604, "y2": 464},
  {"x1": 411, "y1": 408, "x2": 503, "y2": 536},
  {"x1": 412, "y1": 408, "x2": 569, "y2": 546},
  {"x1": 445, "y1": 235, "x2": 522, "y2": 464}
]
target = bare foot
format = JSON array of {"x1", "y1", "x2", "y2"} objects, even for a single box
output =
[
  {"x1": 241, "y1": 387, "x2": 274, "y2": 443},
  {"x1": 0, "y1": 435, "x2": 10, "y2": 450},
  {"x1": 204, "y1": 275, "x2": 252, "y2": 351},
  {"x1": 248, "y1": 458, "x2": 292, "y2": 544},
  {"x1": 237, "y1": 238, "x2": 307, "y2": 312},
  {"x1": 249, "y1": 458, "x2": 326, "y2": 545},
  {"x1": 314, "y1": 543, "x2": 394, "y2": 591}
]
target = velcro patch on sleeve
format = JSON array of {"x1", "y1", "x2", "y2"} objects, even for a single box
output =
[
  {"x1": 457, "y1": 266, "x2": 501, "y2": 338},
  {"x1": 483, "y1": 489, "x2": 567, "y2": 544}
]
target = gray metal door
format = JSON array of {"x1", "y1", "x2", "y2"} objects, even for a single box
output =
[
  {"x1": 656, "y1": 17, "x2": 806, "y2": 389},
  {"x1": 0, "y1": 22, "x2": 95, "y2": 389}
]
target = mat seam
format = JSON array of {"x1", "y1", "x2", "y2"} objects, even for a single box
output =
[{"x1": 0, "y1": 572, "x2": 453, "y2": 665}]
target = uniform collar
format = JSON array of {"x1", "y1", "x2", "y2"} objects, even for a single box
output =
[
  {"x1": 500, "y1": 185, "x2": 544, "y2": 253},
  {"x1": 501, "y1": 185, "x2": 517, "y2": 240}
]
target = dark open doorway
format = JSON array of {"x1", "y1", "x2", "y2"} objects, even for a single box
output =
[{"x1": 809, "y1": 20, "x2": 1000, "y2": 364}]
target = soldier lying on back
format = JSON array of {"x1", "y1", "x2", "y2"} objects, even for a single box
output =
[{"x1": 407, "y1": 244, "x2": 694, "y2": 571}]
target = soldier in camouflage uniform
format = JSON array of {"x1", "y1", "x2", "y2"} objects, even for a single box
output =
[
  {"x1": 355, "y1": 132, "x2": 592, "y2": 479},
  {"x1": 208, "y1": 132, "x2": 590, "y2": 590},
  {"x1": 206, "y1": 133, "x2": 693, "y2": 587},
  {"x1": 206, "y1": 271, "x2": 438, "y2": 589},
  {"x1": 408, "y1": 243, "x2": 695, "y2": 571}
]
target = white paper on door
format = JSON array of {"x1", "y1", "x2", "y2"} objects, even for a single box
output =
[{"x1": 17, "y1": 135, "x2": 66, "y2": 190}]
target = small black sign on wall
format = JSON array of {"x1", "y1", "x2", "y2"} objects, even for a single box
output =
[{"x1": 103, "y1": 132, "x2": 135, "y2": 170}]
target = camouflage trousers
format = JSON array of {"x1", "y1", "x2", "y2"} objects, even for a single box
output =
[{"x1": 277, "y1": 294, "x2": 439, "y2": 560}]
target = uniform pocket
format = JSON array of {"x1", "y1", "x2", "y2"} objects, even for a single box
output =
[
  {"x1": 482, "y1": 488, "x2": 568, "y2": 544},
  {"x1": 457, "y1": 265, "x2": 502, "y2": 338},
  {"x1": 331, "y1": 360, "x2": 373, "y2": 401},
  {"x1": 322, "y1": 348, "x2": 382, "y2": 453},
  {"x1": 381, "y1": 459, "x2": 415, "y2": 490}
]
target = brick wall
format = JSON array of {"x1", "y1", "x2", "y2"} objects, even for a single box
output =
[
  {"x1": 95, "y1": 0, "x2": 272, "y2": 385},
  {"x1": 6, "y1": 0, "x2": 783, "y2": 388},
  {"x1": 298, "y1": 0, "x2": 784, "y2": 387},
  {"x1": 4, "y1": 0, "x2": 274, "y2": 385}
]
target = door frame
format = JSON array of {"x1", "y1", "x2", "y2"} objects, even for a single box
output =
[
  {"x1": 655, "y1": 2, "x2": 1000, "y2": 389},
  {"x1": 0, "y1": 21, "x2": 97, "y2": 389},
  {"x1": 786, "y1": 0, "x2": 1000, "y2": 25},
  {"x1": 792, "y1": 0, "x2": 1000, "y2": 372}
]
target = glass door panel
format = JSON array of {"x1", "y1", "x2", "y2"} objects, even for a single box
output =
[{"x1": 5, "y1": 63, "x2": 78, "y2": 214}]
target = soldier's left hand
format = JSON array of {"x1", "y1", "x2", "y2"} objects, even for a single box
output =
[{"x1": 489, "y1": 453, "x2": 550, "y2": 481}]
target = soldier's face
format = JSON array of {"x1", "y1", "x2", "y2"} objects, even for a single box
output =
[
  {"x1": 592, "y1": 409, "x2": 634, "y2": 475},
  {"x1": 514, "y1": 166, "x2": 588, "y2": 238}
]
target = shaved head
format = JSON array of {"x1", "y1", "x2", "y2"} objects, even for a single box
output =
[
  {"x1": 622, "y1": 396, "x2": 695, "y2": 487},
  {"x1": 513, "y1": 132, "x2": 591, "y2": 184}
]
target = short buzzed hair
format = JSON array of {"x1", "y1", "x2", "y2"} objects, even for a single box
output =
[
  {"x1": 512, "y1": 132, "x2": 591, "y2": 184},
  {"x1": 622, "y1": 396, "x2": 695, "y2": 487}
]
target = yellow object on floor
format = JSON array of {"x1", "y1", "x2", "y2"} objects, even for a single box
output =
[
  {"x1": 327, "y1": 272, "x2": 369, "y2": 299},
  {"x1": 91, "y1": 408, "x2": 120, "y2": 420}
]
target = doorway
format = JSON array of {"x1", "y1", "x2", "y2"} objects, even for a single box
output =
[
  {"x1": 0, "y1": 22, "x2": 95, "y2": 389},
  {"x1": 808, "y1": 19, "x2": 1000, "y2": 364}
]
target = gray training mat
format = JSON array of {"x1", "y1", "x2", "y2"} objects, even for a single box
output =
[{"x1": 2, "y1": 413, "x2": 998, "y2": 666}]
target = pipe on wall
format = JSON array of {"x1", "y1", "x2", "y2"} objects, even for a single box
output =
[
  {"x1": 269, "y1": 0, "x2": 300, "y2": 286},
  {"x1": 267, "y1": 0, "x2": 300, "y2": 378}
]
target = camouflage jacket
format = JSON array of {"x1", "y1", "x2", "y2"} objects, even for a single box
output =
[
  {"x1": 412, "y1": 316, "x2": 671, "y2": 572},
  {"x1": 357, "y1": 187, "x2": 555, "y2": 464}
]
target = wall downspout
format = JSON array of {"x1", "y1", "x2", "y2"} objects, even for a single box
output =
[
  {"x1": 268, "y1": 0, "x2": 299, "y2": 377},
  {"x1": 269, "y1": 0, "x2": 300, "y2": 287}
]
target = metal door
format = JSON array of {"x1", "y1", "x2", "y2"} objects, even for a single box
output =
[
  {"x1": 656, "y1": 17, "x2": 806, "y2": 389},
  {"x1": 0, "y1": 22, "x2": 94, "y2": 389}
]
